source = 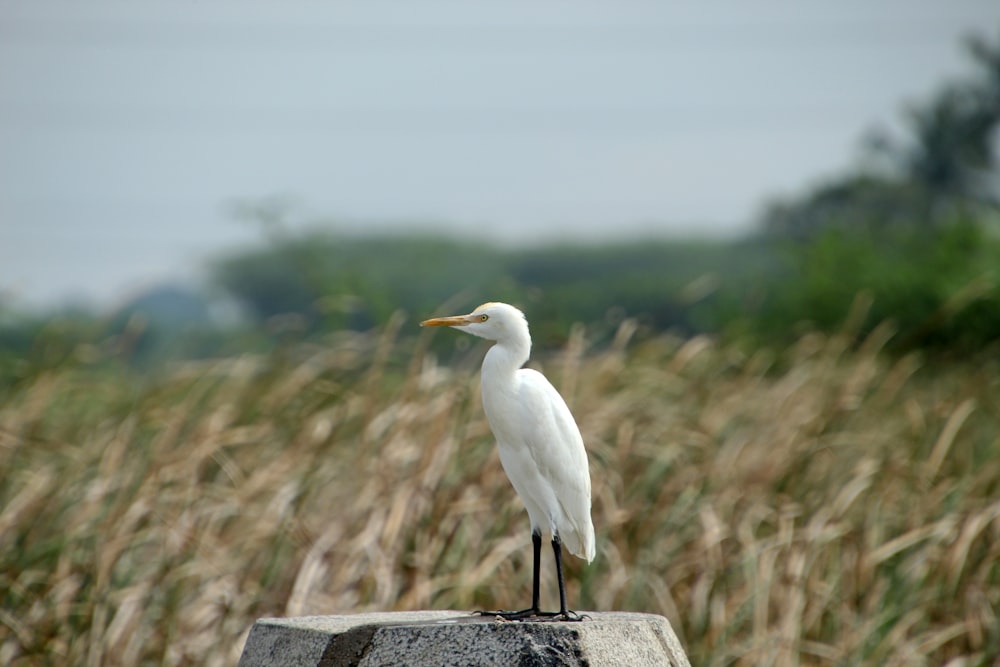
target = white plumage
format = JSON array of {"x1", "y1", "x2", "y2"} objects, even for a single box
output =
[{"x1": 421, "y1": 301, "x2": 595, "y2": 619}]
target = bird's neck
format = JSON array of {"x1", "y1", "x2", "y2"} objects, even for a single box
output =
[{"x1": 482, "y1": 338, "x2": 530, "y2": 378}]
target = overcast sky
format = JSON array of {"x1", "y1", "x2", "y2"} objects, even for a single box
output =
[{"x1": 1, "y1": 1, "x2": 998, "y2": 308}]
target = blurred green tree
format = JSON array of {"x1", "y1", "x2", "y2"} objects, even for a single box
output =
[
  {"x1": 743, "y1": 32, "x2": 1000, "y2": 353},
  {"x1": 211, "y1": 227, "x2": 509, "y2": 333},
  {"x1": 760, "y1": 32, "x2": 1000, "y2": 238},
  {"x1": 748, "y1": 220, "x2": 1000, "y2": 350}
]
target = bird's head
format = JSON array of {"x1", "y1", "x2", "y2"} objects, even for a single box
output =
[{"x1": 420, "y1": 302, "x2": 530, "y2": 344}]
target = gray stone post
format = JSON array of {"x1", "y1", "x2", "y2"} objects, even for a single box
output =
[{"x1": 237, "y1": 610, "x2": 691, "y2": 666}]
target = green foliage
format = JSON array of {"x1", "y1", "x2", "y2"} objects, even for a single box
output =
[
  {"x1": 505, "y1": 240, "x2": 766, "y2": 344},
  {"x1": 0, "y1": 303, "x2": 257, "y2": 386},
  {"x1": 210, "y1": 230, "x2": 779, "y2": 350},
  {"x1": 743, "y1": 219, "x2": 1000, "y2": 352},
  {"x1": 213, "y1": 233, "x2": 509, "y2": 331},
  {"x1": 903, "y1": 32, "x2": 1000, "y2": 199},
  {"x1": 3, "y1": 218, "x2": 996, "y2": 372},
  {"x1": 746, "y1": 32, "x2": 1000, "y2": 354},
  {"x1": 206, "y1": 219, "x2": 1000, "y2": 357},
  {"x1": 0, "y1": 311, "x2": 105, "y2": 389}
]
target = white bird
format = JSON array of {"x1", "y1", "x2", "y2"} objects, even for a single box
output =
[{"x1": 421, "y1": 302, "x2": 595, "y2": 621}]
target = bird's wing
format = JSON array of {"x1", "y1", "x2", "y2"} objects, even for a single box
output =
[{"x1": 515, "y1": 368, "x2": 594, "y2": 560}]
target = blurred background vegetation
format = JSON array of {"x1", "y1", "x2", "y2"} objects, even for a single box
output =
[{"x1": 3, "y1": 35, "x2": 999, "y2": 377}]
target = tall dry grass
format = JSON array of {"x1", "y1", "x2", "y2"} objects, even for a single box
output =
[{"x1": 1, "y1": 316, "x2": 999, "y2": 666}]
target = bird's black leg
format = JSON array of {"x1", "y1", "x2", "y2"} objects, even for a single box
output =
[
  {"x1": 530, "y1": 529, "x2": 542, "y2": 612},
  {"x1": 476, "y1": 531, "x2": 585, "y2": 622},
  {"x1": 477, "y1": 530, "x2": 542, "y2": 620},
  {"x1": 545, "y1": 534, "x2": 585, "y2": 622},
  {"x1": 553, "y1": 534, "x2": 568, "y2": 615}
]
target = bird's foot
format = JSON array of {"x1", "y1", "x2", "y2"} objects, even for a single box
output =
[
  {"x1": 476, "y1": 608, "x2": 589, "y2": 622},
  {"x1": 476, "y1": 607, "x2": 539, "y2": 621},
  {"x1": 529, "y1": 610, "x2": 589, "y2": 623}
]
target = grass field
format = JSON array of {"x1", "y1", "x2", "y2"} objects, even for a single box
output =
[{"x1": 2, "y1": 317, "x2": 999, "y2": 666}]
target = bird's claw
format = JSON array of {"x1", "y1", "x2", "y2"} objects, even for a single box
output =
[{"x1": 559, "y1": 610, "x2": 590, "y2": 622}]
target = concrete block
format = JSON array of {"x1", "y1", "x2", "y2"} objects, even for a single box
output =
[{"x1": 237, "y1": 610, "x2": 690, "y2": 667}]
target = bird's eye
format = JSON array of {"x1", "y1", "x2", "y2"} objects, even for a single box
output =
[{"x1": 480, "y1": 314, "x2": 489, "y2": 322}]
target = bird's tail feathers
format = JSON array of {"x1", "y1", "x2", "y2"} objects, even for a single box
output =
[{"x1": 562, "y1": 521, "x2": 596, "y2": 563}]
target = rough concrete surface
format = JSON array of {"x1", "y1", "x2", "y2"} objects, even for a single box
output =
[{"x1": 237, "y1": 610, "x2": 691, "y2": 667}]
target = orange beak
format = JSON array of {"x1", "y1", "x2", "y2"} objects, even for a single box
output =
[{"x1": 420, "y1": 314, "x2": 474, "y2": 327}]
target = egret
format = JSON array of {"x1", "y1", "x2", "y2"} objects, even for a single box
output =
[{"x1": 421, "y1": 302, "x2": 595, "y2": 621}]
